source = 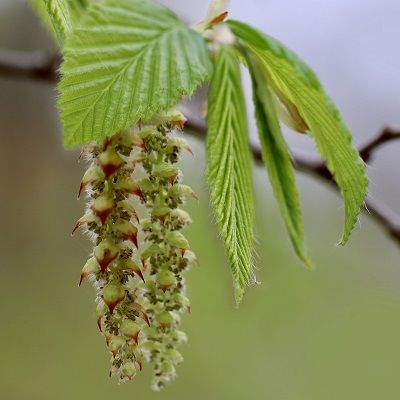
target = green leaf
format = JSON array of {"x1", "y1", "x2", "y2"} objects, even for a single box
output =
[
  {"x1": 29, "y1": 0, "x2": 87, "y2": 45},
  {"x1": 45, "y1": 0, "x2": 74, "y2": 42},
  {"x1": 206, "y1": 45, "x2": 255, "y2": 304},
  {"x1": 228, "y1": 20, "x2": 368, "y2": 244},
  {"x1": 243, "y1": 49, "x2": 311, "y2": 268},
  {"x1": 59, "y1": 0, "x2": 212, "y2": 147}
]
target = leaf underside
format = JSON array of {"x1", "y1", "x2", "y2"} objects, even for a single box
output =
[
  {"x1": 228, "y1": 20, "x2": 368, "y2": 244},
  {"x1": 207, "y1": 45, "x2": 255, "y2": 304},
  {"x1": 59, "y1": 0, "x2": 212, "y2": 147},
  {"x1": 244, "y1": 50, "x2": 311, "y2": 268}
]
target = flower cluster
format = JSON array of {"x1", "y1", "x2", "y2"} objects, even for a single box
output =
[{"x1": 73, "y1": 110, "x2": 197, "y2": 389}]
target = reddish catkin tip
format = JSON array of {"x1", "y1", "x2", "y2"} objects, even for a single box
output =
[
  {"x1": 123, "y1": 259, "x2": 145, "y2": 282},
  {"x1": 71, "y1": 212, "x2": 97, "y2": 236},
  {"x1": 102, "y1": 283, "x2": 125, "y2": 313},
  {"x1": 77, "y1": 182, "x2": 85, "y2": 199},
  {"x1": 94, "y1": 241, "x2": 119, "y2": 272},
  {"x1": 92, "y1": 195, "x2": 116, "y2": 225},
  {"x1": 98, "y1": 147, "x2": 124, "y2": 178},
  {"x1": 79, "y1": 257, "x2": 101, "y2": 286}
]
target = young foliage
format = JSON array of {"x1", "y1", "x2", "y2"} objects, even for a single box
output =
[
  {"x1": 29, "y1": 0, "x2": 87, "y2": 45},
  {"x1": 243, "y1": 50, "x2": 311, "y2": 268},
  {"x1": 207, "y1": 45, "x2": 255, "y2": 304},
  {"x1": 228, "y1": 20, "x2": 368, "y2": 244},
  {"x1": 59, "y1": 0, "x2": 212, "y2": 147}
]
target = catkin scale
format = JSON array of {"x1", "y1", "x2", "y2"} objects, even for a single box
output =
[{"x1": 73, "y1": 110, "x2": 196, "y2": 388}]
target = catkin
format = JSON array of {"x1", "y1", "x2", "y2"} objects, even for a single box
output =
[{"x1": 73, "y1": 110, "x2": 197, "y2": 389}]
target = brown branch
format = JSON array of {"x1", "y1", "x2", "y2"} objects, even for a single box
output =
[
  {"x1": 2, "y1": 49, "x2": 400, "y2": 243},
  {"x1": 0, "y1": 50, "x2": 60, "y2": 82}
]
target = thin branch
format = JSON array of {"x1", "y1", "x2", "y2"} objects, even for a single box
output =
[
  {"x1": 1, "y1": 49, "x2": 400, "y2": 243},
  {"x1": 0, "y1": 50, "x2": 60, "y2": 82}
]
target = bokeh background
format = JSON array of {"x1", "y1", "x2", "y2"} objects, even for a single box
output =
[{"x1": 1, "y1": 1, "x2": 400, "y2": 399}]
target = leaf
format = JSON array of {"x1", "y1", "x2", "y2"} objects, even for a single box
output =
[
  {"x1": 59, "y1": 0, "x2": 212, "y2": 147},
  {"x1": 228, "y1": 20, "x2": 368, "y2": 244},
  {"x1": 206, "y1": 45, "x2": 255, "y2": 304},
  {"x1": 29, "y1": 0, "x2": 87, "y2": 45},
  {"x1": 243, "y1": 50, "x2": 311, "y2": 268},
  {"x1": 45, "y1": 0, "x2": 74, "y2": 42}
]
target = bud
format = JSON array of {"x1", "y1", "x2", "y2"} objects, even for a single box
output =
[
  {"x1": 141, "y1": 340, "x2": 161, "y2": 353},
  {"x1": 154, "y1": 109, "x2": 187, "y2": 130},
  {"x1": 156, "y1": 270, "x2": 177, "y2": 292},
  {"x1": 122, "y1": 259, "x2": 145, "y2": 283},
  {"x1": 72, "y1": 211, "x2": 98, "y2": 235},
  {"x1": 173, "y1": 293, "x2": 191, "y2": 312},
  {"x1": 78, "y1": 166, "x2": 105, "y2": 198},
  {"x1": 172, "y1": 330, "x2": 188, "y2": 344},
  {"x1": 114, "y1": 220, "x2": 138, "y2": 248},
  {"x1": 164, "y1": 349, "x2": 183, "y2": 365},
  {"x1": 152, "y1": 163, "x2": 180, "y2": 181},
  {"x1": 165, "y1": 137, "x2": 193, "y2": 155},
  {"x1": 160, "y1": 362, "x2": 175, "y2": 378},
  {"x1": 121, "y1": 362, "x2": 136, "y2": 380},
  {"x1": 109, "y1": 335, "x2": 126, "y2": 356},
  {"x1": 156, "y1": 311, "x2": 175, "y2": 328},
  {"x1": 151, "y1": 202, "x2": 171, "y2": 219},
  {"x1": 92, "y1": 194, "x2": 115, "y2": 224},
  {"x1": 94, "y1": 240, "x2": 119, "y2": 271},
  {"x1": 96, "y1": 301, "x2": 108, "y2": 331},
  {"x1": 169, "y1": 209, "x2": 192, "y2": 226},
  {"x1": 102, "y1": 283, "x2": 125, "y2": 313},
  {"x1": 136, "y1": 178, "x2": 155, "y2": 193},
  {"x1": 118, "y1": 200, "x2": 139, "y2": 222},
  {"x1": 120, "y1": 130, "x2": 144, "y2": 149},
  {"x1": 130, "y1": 303, "x2": 151, "y2": 326},
  {"x1": 98, "y1": 147, "x2": 124, "y2": 177},
  {"x1": 140, "y1": 243, "x2": 160, "y2": 268},
  {"x1": 120, "y1": 319, "x2": 141, "y2": 343},
  {"x1": 79, "y1": 257, "x2": 101, "y2": 286},
  {"x1": 166, "y1": 231, "x2": 189, "y2": 251},
  {"x1": 183, "y1": 250, "x2": 199, "y2": 266},
  {"x1": 115, "y1": 177, "x2": 143, "y2": 199},
  {"x1": 169, "y1": 184, "x2": 198, "y2": 200},
  {"x1": 138, "y1": 128, "x2": 159, "y2": 140}
]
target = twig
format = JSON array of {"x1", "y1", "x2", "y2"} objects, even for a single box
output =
[
  {"x1": 1, "y1": 49, "x2": 400, "y2": 243},
  {"x1": 0, "y1": 50, "x2": 60, "y2": 82}
]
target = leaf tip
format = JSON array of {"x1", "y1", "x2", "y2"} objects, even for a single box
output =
[
  {"x1": 234, "y1": 284, "x2": 245, "y2": 307},
  {"x1": 302, "y1": 255, "x2": 314, "y2": 271}
]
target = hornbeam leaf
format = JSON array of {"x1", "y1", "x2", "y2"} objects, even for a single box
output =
[
  {"x1": 59, "y1": 0, "x2": 212, "y2": 147},
  {"x1": 244, "y1": 50, "x2": 311, "y2": 268},
  {"x1": 207, "y1": 45, "x2": 255, "y2": 304},
  {"x1": 29, "y1": 0, "x2": 87, "y2": 44},
  {"x1": 228, "y1": 20, "x2": 368, "y2": 244}
]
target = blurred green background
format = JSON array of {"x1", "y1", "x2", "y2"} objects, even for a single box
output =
[{"x1": 1, "y1": 1, "x2": 400, "y2": 399}]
